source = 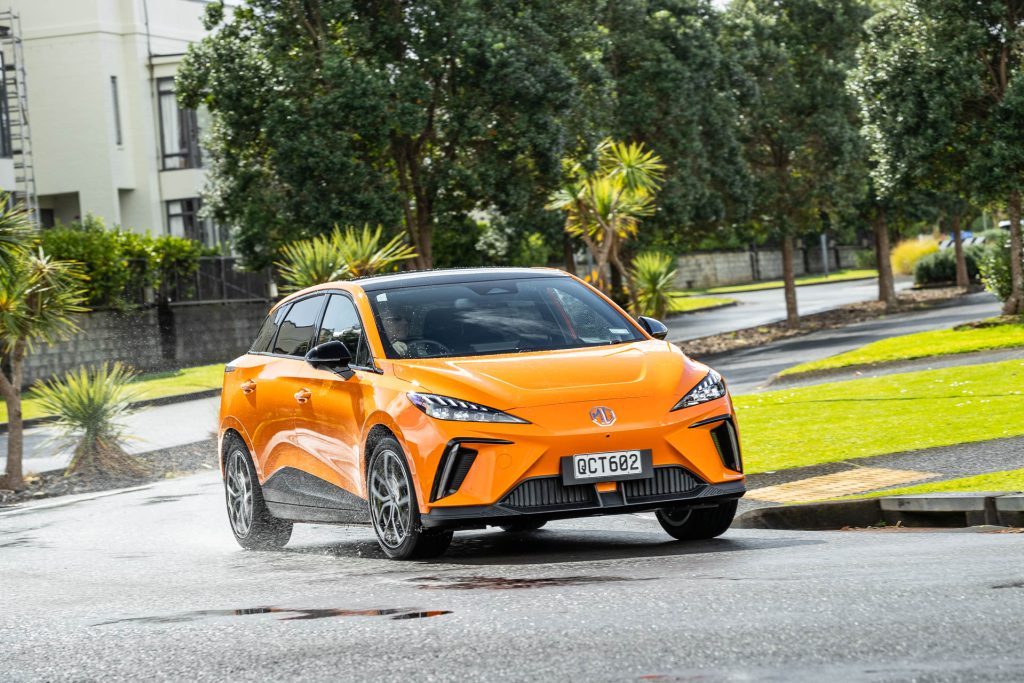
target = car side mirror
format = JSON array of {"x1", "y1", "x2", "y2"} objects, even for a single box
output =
[
  {"x1": 305, "y1": 340, "x2": 352, "y2": 374},
  {"x1": 637, "y1": 316, "x2": 669, "y2": 340}
]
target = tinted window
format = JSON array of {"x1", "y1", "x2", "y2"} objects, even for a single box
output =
[
  {"x1": 318, "y1": 294, "x2": 364, "y2": 362},
  {"x1": 250, "y1": 306, "x2": 287, "y2": 353},
  {"x1": 273, "y1": 295, "x2": 324, "y2": 356},
  {"x1": 369, "y1": 277, "x2": 643, "y2": 359}
]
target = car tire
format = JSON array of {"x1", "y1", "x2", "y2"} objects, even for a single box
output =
[
  {"x1": 499, "y1": 521, "x2": 547, "y2": 533},
  {"x1": 222, "y1": 433, "x2": 293, "y2": 550},
  {"x1": 656, "y1": 500, "x2": 737, "y2": 541},
  {"x1": 368, "y1": 436, "x2": 453, "y2": 560}
]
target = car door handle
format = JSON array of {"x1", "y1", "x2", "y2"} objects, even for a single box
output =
[
  {"x1": 240, "y1": 380, "x2": 257, "y2": 394},
  {"x1": 294, "y1": 388, "x2": 311, "y2": 404}
]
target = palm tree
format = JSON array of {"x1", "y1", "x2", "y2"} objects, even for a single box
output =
[
  {"x1": 30, "y1": 362, "x2": 145, "y2": 478},
  {"x1": 631, "y1": 252, "x2": 684, "y2": 319},
  {"x1": 0, "y1": 246, "x2": 89, "y2": 490},
  {"x1": 276, "y1": 224, "x2": 418, "y2": 292},
  {"x1": 547, "y1": 140, "x2": 665, "y2": 304}
]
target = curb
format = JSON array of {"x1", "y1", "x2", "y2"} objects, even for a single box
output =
[
  {"x1": 0, "y1": 388, "x2": 221, "y2": 435},
  {"x1": 700, "y1": 275, "x2": 877, "y2": 297},
  {"x1": 735, "y1": 492, "x2": 1024, "y2": 530}
]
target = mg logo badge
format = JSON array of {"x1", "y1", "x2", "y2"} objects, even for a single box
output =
[{"x1": 589, "y1": 406, "x2": 616, "y2": 427}]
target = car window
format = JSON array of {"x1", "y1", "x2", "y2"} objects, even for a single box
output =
[
  {"x1": 273, "y1": 295, "x2": 324, "y2": 356},
  {"x1": 250, "y1": 305, "x2": 288, "y2": 353},
  {"x1": 317, "y1": 294, "x2": 365, "y2": 362},
  {"x1": 369, "y1": 277, "x2": 643, "y2": 359}
]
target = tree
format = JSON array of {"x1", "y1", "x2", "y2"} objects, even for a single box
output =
[
  {"x1": 852, "y1": 1, "x2": 1024, "y2": 313},
  {"x1": 724, "y1": 0, "x2": 870, "y2": 327},
  {"x1": 276, "y1": 224, "x2": 417, "y2": 292},
  {"x1": 0, "y1": 211, "x2": 89, "y2": 490},
  {"x1": 178, "y1": 0, "x2": 602, "y2": 271},
  {"x1": 603, "y1": 0, "x2": 751, "y2": 256},
  {"x1": 546, "y1": 140, "x2": 665, "y2": 306}
]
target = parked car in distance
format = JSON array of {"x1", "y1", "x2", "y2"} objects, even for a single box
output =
[{"x1": 219, "y1": 268, "x2": 745, "y2": 559}]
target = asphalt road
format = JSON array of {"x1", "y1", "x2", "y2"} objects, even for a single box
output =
[
  {"x1": 3, "y1": 470, "x2": 1024, "y2": 682},
  {"x1": 664, "y1": 277, "x2": 914, "y2": 342},
  {"x1": 708, "y1": 291, "x2": 1002, "y2": 393}
]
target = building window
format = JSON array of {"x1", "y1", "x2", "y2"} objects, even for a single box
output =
[
  {"x1": 157, "y1": 77, "x2": 201, "y2": 170},
  {"x1": 110, "y1": 76, "x2": 123, "y2": 146},
  {"x1": 166, "y1": 197, "x2": 220, "y2": 247}
]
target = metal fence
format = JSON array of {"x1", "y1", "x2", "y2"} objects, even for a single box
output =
[{"x1": 161, "y1": 257, "x2": 272, "y2": 306}]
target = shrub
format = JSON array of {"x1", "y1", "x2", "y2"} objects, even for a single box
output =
[
  {"x1": 853, "y1": 249, "x2": 877, "y2": 269},
  {"x1": 890, "y1": 236, "x2": 939, "y2": 275},
  {"x1": 30, "y1": 362, "x2": 146, "y2": 479},
  {"x1": 630, "y1": 251, "x2": 683, "y2": 319},
  {"x1": 913, "y1": 245, "x2": 985, "y2": 286},
  {"x1": 276, "y1": 225, "x2": 417, "y2": 292},
  {"x1": 511, "y1": 232, "x2": 552, "y2": 267},
  {"x1": 978, "y1": 234, "x2": 1016, "y2": 302},
  {"x1": 39, "y1": 215, "x2": 204, "y2": 308}
]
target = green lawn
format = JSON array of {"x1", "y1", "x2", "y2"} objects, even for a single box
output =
[
  {"x1": 698, "y1": 268, "x2": 877, "y2": 295},
  {"x1": 735, "y1": 359, "x2": 1024, "y2": 474},
  {"x1": 780, "y1": 319, "x2": 1024, "y2": 377},
  {"x1": 842, "y1": 468, "x2": 1024, "y2": 499},
  {"x1": 669, "y1": 294, "x2": 736, "y2": 313},
  {"x1": 1, "y1": 362, "x2": 224, "y2": 423}
]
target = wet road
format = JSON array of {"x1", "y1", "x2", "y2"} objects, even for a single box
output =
[
  {"x1": 3, "y1": 471, "x2": 1023, "y2": 682},
  {"x1": 665, "y1": 277, "x2": 913, "y2": 342}
]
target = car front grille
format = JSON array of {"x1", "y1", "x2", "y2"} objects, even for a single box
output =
[
  {"x1": 499, "y1": 466, "x2": 706, "y2": 511},
  {"x1": 621, "y1": 466, "x2": 703, "y2": 500},
  {"x1": 500, "y1": 477, "x2": 596, "y2": 511}
]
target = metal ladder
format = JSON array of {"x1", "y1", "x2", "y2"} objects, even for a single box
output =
[{"x1": 0, "y1": 10, "x2": 37, "y2": 224}]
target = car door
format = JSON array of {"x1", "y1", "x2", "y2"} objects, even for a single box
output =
[
  {"x1": 290, "y1": 292, "x2": 370, "y2": 499},
  {"x1": 257, "y1": 293, "x2": 328, "y2": 479}
]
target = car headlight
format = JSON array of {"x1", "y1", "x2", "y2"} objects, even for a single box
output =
[
  {"x1": 671, "y1": 369, "x2": 726, "y2": 411},
  {"x1": 407, "y1": 392, "x2": 529, "y2": 423}
]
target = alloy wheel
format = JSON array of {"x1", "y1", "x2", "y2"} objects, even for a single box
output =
[
  {"x1": 369, "y1": 449, "x2": 413, "y2": 549},
  {"x1": 226, "y1": 448, "x2": 254, "y2": 537}
]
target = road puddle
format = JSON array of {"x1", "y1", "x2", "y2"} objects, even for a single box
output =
[
  {"x1": 95, "y1": 606, "x2": 451, "y2": 626},
  {"x1": 412, "y1": 575, "x2": 644, "y2": 590}
]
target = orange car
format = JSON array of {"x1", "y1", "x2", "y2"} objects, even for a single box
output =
[{"x1": 219, "y1": 268, "x2": 745, "y2": 559}]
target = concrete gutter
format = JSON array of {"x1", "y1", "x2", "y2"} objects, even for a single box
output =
[
  {"x1": 734, "y1": 492, "x2": 1024, "y2": 530},
  {"x1": 0, "y1": 388, "x2": 221, "y2": 435}
]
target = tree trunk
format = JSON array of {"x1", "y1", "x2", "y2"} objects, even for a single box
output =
[
  {"x1": 781, "y1": 235, "x2": 799, "y2": 328},
  {"x1": 563, "y1": 234, "x2": 576, "y2": 275},
  {"x1": 1005, "y1": 190, "x2": 1024, "y2": 315},
  {"x1": 951, "y1": 211, "x2": 969, "y2": 289},
  {"x1": 873, "y1": 207, "x2": 897, "y2": 310},
  {"x1": 0, "y1": 355, "x2": 24, "y2": 491}
]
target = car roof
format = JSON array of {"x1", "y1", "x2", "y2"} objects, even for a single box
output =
[
  {"x1": 273, "y1": 267, "x2": 571, "y2": 310},
  {"x1": 353, "y1": 267, "x2": 567, "y2": 292}
]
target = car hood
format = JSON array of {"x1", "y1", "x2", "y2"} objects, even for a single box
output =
[{"x1": 391, "y1": 340, "x2": 708, "y2": 410}]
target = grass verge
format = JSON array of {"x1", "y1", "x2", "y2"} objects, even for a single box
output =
[
  {"x1": 698, "y1": 268, "x2": 877, "y2": 295},
  {"x1": 0, "y1": 362, "x2": 224, "y2": 424},
  {"x1": 669, "y1": 295, "x2": 736, "y2": 313},
  {"x1": 735, "y1": 358, "x2": 1024, "y2": 473},
  {"x1": 843, "y1": 468, "x2": 1024, "y2": 499},
  {"x1": 780, "y1": 318, "x2": 1024, "y2": 377}
]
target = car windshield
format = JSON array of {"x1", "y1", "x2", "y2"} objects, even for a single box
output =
[{"x1": 369, "y1": 276, "x2": 645, "y2": 359}]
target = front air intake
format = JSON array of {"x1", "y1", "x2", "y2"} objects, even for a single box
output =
[
  {"x1": 710, "y1": 419, "x2": 742, "y2": 472},
  {"x1": 500, "y1": 477, "x2": 596, "y2": 511}
]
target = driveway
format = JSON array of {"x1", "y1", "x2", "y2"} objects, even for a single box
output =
[
  {"x1": 665, "y1": 277, "x2": 914, "y2": 342},
  {"x1": 2, "y1": 471, "x2": 1023, "y2": 681}
]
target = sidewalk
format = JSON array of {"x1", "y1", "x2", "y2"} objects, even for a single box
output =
[
  {"x1": 0, "y1": 396, "x2": 219, "y2": 475},
  {"x1": 739, "y1": 434, "x2": 1024, "y2": 513}
]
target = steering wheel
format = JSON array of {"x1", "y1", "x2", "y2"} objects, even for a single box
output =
[{"x1": 405, "y1": 338, "x2": 452, "y2": 358}]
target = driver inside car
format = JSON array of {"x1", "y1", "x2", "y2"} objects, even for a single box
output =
[{"x1": 383, "y1": 308, "x2": 412, "y2": 357}]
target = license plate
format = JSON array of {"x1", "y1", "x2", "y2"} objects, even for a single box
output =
[{"x1": 561, "y1": 449, "x2": 653, "y2": 485}]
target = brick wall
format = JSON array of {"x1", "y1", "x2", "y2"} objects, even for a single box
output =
[{"x1": 22, "y1": 301, "x2": 270, "y2": 388}]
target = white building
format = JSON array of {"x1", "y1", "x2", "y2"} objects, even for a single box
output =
[{"x1": 4, "y1": 0, "x2": 223, "y2": 246}]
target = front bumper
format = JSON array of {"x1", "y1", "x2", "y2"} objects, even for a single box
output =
[{"x1": 420, "y1": 465, "x2": 746, "y2": 529}]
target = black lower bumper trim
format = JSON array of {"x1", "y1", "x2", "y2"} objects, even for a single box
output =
[{"x1": 420, "y1": 480, "x2": 746, "y2": 529}]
